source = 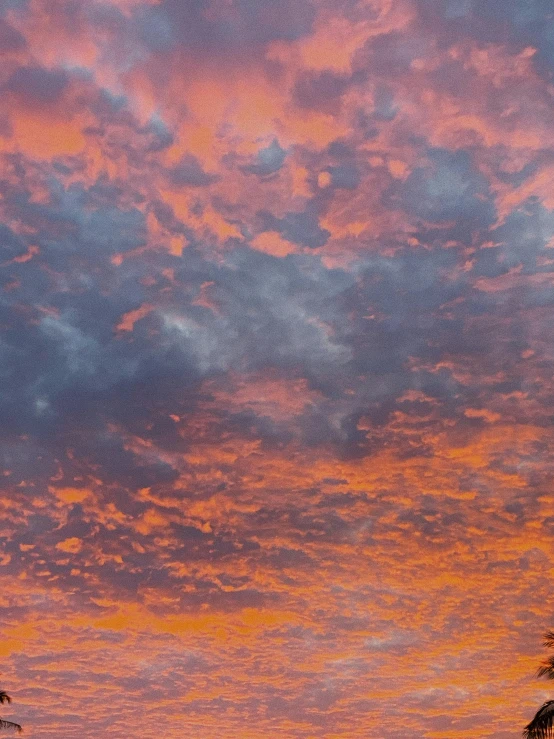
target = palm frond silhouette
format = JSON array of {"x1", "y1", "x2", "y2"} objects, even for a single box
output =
[
  {"x1": 543, "y1": 633, "x2": 554, "y2": 650},
  {"x1": 0, "y1": 720, "x2": 21, "y2": 734},
  {"x1": 524, "y1": 633, "x2": 554, "y2": 738},
  {"x1": 524, "y1": 700, "x2": 554, "y2": 739},
  {"x1": 0, "y1": 690, "x2": 22, "y2": 733}
]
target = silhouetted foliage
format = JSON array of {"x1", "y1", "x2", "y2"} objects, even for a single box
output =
[
  {"x1": 0, "y1": 690, "x2": 22, "y2": 733},
  {"x1": 524, "y1": 701, "x2": 554, "y2": 739},
  {"x1": 524, "y1": 632, "x2": 554, "y2": 739}
]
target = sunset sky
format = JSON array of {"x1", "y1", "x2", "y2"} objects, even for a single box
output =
[{"x1": 2, "y1": 0, "x2": 554, "y2": 736}]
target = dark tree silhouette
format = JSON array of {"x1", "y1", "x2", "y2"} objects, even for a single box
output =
[
  {"x1": 524, "y1": 631, "x2": 554, "y2": 739},
  {"x1": 0, "y1": 690, "x2": 22, "y2": 733}
]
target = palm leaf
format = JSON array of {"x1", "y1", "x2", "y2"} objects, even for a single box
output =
[
  {"x1": 0, "y1": 718, "x2": 21, "y2": 733},
  {"x1": 544, "y1": 632, "x2": 554, "y2": 650},
  {"x1": 0, "y1": 695, "x2": 11, "y2": 706},
  {"x1": 537, "y1": 656, "x2": 554, "y2": 680},
  {"x1": 524, "y1": 700, "x2": 554, "y2": 739}
]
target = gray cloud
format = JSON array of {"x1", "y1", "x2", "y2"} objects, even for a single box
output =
[
  {"x1": 241, "y1": 139, "x2": 287, "y2": 177},
  {"x1": 6, "y1": 65, "x2": 69, "y2": 104},
  {"x1": 386, "y1": 148, "x2": 496, "y2": 228},
  {"x1": 168, "y1": 155, "x2": 219, "y2": 188},
  {"x1": 130, "y1": 0, "x2": 316, "y2": 58},
  {"x1": 0, "y1": 18, "x2": 25, "y2": 50}
]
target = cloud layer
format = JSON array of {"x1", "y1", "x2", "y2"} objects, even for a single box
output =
[{"x1": 1, "y1": 0, "x2": 554, "y2": 736}]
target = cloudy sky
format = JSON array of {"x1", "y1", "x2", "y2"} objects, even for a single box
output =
[{"x1": 1, "y1": 0, "x2": 554, "y2": 736}]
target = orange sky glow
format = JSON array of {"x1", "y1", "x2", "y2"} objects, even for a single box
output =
[{"x1": 1, "y1": 0, "x2": 554, "y2": 736}]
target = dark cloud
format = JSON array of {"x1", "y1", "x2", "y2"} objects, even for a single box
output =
[
  {"x1": 258, "y1": 205, "x2": 331, "y2": 248},
  {"x1": 6, "y1": 65, "x2": 69, "y2": 104},
  {"x1": 470, "y1": 199, "x2": 554, "y2": 280},
  {"x1": 0, "y1": 171, "x2": 348, "y2": 471},
  {"x1": 353, "y1": 30, "x2": 428, "y2": 79},
  {"x1": 386, "y1": 148, "x2": 496, "y2": 229},
  {"x1": 292, "y1": 69, "x2": 351, "y2": 112},
  {"x1": 373, "y1": 85, "x2": 397, "y2": 120},
  {"x1": 0, "y1": 18, "x2": 25, "y2": 50},
  {"x1": 135, "y1": 4, "x2": 175, "y2": 53},
  {"x1": 415, "y1": 0, "x2": 554, "y2": 79},
  {"x1": 0, "y1": 0, "x2": 28, "y2": 16},
  {"x1": 2, "y1": 151, "x2": 546, "y2": 473},
  {"x1": 133, "y1": 0, "x2": 316, "y2": 56},
  {"x1": 241, "y1": 139, "x2": 287, "y2": 177},
  {"x1": 168, "y1": 154, "x2": 219, "y2": 187},
  {"x1": 142, "y1": 117, "x2": 174, "y2": 152},
  {"x1": 0, "y1": 222, "x2": 27, "y2": 260},
  {"x1": 326, "y1": 163, "x2": 360, "y2": 189}
]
